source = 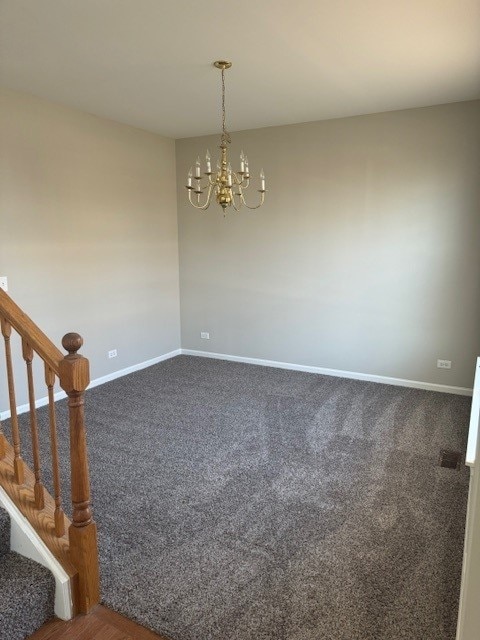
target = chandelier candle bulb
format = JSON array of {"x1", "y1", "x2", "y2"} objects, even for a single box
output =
[{"x1": 185, "y1": 60, "x2": 267, "y2": 213}]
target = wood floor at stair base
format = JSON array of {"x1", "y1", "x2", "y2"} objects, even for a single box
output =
[{"x1": 27, "y1": 605, "x2": 170, "y2": 640}]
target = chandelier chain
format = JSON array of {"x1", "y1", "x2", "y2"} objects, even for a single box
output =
[{"x1": 221, "y1": 68, "x2": 231, "y2": 145}]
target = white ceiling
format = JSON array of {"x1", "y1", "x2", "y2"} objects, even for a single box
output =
[{"x1": 1, "y1": 0, "x2": 479, "y2": 138}]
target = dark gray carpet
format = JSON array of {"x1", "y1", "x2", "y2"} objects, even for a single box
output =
[
  {"x1": 0, "y1": 506, "x2": 56, "y2": 639},
  {"x1": 0, "y1": 504, "x2": 10, "y2": 557},
  {"x1": 7, "y1": 355, "x2": 471, "y2": 640}
]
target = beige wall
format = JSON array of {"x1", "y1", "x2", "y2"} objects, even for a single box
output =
[
  {"x1": 0, "y1": 89, "x2": 180, "y2": 408},
  {"x1": 176, "y1": 100, "x2": 480, "y2": 389}
]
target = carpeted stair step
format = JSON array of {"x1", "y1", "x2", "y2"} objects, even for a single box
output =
[{"x1": 0, "y1": 507, "x2": 56, "y2": 639}]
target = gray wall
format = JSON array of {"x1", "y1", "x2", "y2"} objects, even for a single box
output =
[
  {"x1": 1, "y1": 92, "x2": 478, "y2": 410},
  {"x1": 0, "y1": 89, "x2": 180, "y2": 409},
  {"x1": 176, "y1": 100, "x2": 480, "y2": 389}
]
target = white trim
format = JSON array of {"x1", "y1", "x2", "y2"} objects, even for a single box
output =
[
  {"x1": 456, "y1": 358, "x2": 480, "y2": 638},
  {"x1": 0, "y1": 487, "x2": 72, "y2": 620},
  {"x1": 466, "y1": 357, "x2": 480, "y2": 467},
  {"x1": 456, "y1": 468, "x2": 477, "y2": 640},
  {"x1": 181, "y1": 349, "x2": 473, "y2": 396},
  {"x1": 0, "y1": 349, "x2": 182, "y2": 420}
]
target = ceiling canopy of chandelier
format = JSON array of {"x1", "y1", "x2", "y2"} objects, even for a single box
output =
[{"x1": 186, "y1": 61, "x2": 266, "y2": 214}]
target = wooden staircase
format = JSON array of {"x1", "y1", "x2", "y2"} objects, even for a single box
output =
[{"x1": 0, "y1": 288, "x2": 100, "y2": 616}]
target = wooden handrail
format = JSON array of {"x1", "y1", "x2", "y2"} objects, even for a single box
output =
[
  {"x1": 0, "y1": 288, "x2": 100, "y2": 616},
  {"x1": 0, "y1": 288, "x2": 63, "y2": 373}
]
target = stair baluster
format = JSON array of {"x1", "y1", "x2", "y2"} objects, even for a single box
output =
[
  {"x1": 22, "y1": 338, "x2": 45, "y2": 510},
  {"x1": 45, "y1": 363, "x2": 65, "y2": 537},
  {"x1": 1, "y1": 317, "x2": 25, "y2": 484}
]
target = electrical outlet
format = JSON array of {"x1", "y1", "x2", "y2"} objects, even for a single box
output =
[
  {"x1": 0, "y1": 276, "x2": 8, "y2": 292},
  {"x1": 200, "y1": 332, "x2": 210, "y2": 340},
  {"x1": 437, "y1": 359, "x2": 452, "y2": 369},
  {"x1": 108, "y1": 349, "x2": 118, "y2": 359}
]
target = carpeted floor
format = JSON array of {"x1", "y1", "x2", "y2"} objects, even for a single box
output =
[{"x1": 9, "y1": 355, "x2": 471, "y2": 640}]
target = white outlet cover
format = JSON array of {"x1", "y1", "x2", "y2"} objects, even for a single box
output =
[
  {"x1": 201, "y1": 332, "x2": 210, "y2": 339},
  {"x1": 437, "y1": 359, "x2": 452, "y2": 369},
  {"x1": 108, "y1": 349, "x2": 118, "y2": 358}
]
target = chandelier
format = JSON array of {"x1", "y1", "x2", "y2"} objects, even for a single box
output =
[{"x1": 186, "y1": 61, "x2": 266, "y2": 213}]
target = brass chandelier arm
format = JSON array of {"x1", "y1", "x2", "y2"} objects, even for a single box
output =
[
  {"x1": 239, "y1": 191, "x2": 266, "y2": 210},
  {"x1": 188, "y1": 184, "x2": 214, "y2": 210},
  {"x1": 231, "y1": 192, "x2": 240, "y2": 212},
  {"x1": 233, "y1": 173, "x2": 249, "y2": 188}
]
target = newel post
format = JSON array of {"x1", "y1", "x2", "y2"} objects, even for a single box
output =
[{"x1": 59, "y1": 332, "x2": 100, "y2": 614}]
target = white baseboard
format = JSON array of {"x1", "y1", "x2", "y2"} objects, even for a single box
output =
[
  {"x1": 0, "y1": 348, "x2": 182, "y2": 420},
  {"x1": 0, "y1": 346, "x2": 472, "y2": 419},
  {"x1": 0, "y1": 487, "x2": 72, "y2": 620},
  {"x1": 181, "y1": 349, "x2": 473, "y2": 396},
  {"x1": 85, "y1": 348, "x2": 182, "y2": 390}
]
